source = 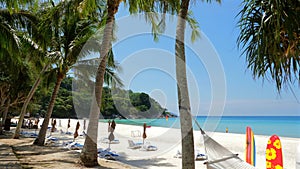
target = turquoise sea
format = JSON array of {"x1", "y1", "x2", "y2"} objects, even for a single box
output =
[{"x1": 105, "y1": 116, "x2": 300, "y2": 138}]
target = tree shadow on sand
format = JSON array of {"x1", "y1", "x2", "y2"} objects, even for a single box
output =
[
  {"x1": 13, "y1": 144, "x2": 128, "y2": 169},
  {"x1": 117, "y1": 152, "x2": 177, "y2": 169}
]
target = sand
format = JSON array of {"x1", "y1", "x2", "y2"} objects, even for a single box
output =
[{"x1": 4, "y1": 118, "x2": 300, "y2": 169}]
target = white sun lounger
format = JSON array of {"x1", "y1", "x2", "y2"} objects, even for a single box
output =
[
  {"x1": 140, "y1": 142, "x2": 158, "y2": 151},
  {"x1": 128, "y1": 140, "x2": 143, "y2": 149},
  {"x1": 101, "y1": 137, "x2": 120, "y2": 144}
]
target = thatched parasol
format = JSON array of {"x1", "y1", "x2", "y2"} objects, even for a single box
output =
[
  {"x1": 73, "y1": 121, "x2": 80, "y2": 141},
  {"x1": 142, "y1": 123, "x2": 147, "y2": 144}
]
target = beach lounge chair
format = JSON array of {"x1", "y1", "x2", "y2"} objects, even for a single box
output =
[
  {"x1": 65, "y1": 131, "x2": 72, "y2": 135},
  {"x1": 131, "y1": 130, "x2": 141, "y2": 137},
  {"x1": 62, "y1": 141, "x2": 73, "y2": 147},
  {"x1": 194, "y1": 120, "x2": 257, "y2": 169},
  {"x1": 173, "y1": 150, "x2": 182, "y2": 158},
  {"x1": 140, "y1": 142, "x2": 158, "y2": 151},
  {"x1": 98, "y1": 148, "x2": 119, "y2": 160},
  {"x1": 127, "y1": 140, "x2": 143, "y2": 149},
  {"x1": 101, "y1": 137, "x2": 120, "y2": 144},
  {"x1": 173, "y1": 150, "x2": 207, "y2": 160},
  {"x1": 64, "y1": 142, "x2": 83, "y2": 150},
  {"x1": 20, "y1": 131, "x2": 38, "y2": 138},
  {"x1": 44, "y1": 136, "x2": 60, "y2": 146},
  {"x1": 46, "y1": 136, "x2": 59, "y2": 141},
  {"x1": 79, "y1": 131, "x2": 86, "y2": 136},
  {"x1": 196, "y1": 153, "x2": 207, "y2": 161}
]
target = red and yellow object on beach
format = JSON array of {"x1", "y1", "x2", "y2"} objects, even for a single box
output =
[
  {"x1": 266, "y1": 135, "x2": 283, "y2": 169},
  {"x1": 245, "y1": 126, "x2": 256, "y2": 166}
]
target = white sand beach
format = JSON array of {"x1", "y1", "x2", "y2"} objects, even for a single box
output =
[{"x1": 18, "y1": 118, "x2": 300, "y2": 169}]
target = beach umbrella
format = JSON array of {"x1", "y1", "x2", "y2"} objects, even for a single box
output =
[
  {"x1": 108, "y1": 120, "x2": 111, "y2": 132},
  {"x1": 73, "y1": 121, "x2": 80, "y2": 141},
  {"x1": 142, "y1": 123, "x2": 147, "y2": 144},
  {"x1": 108, "y1": 131, "x2": 115, "y2": 149},
  {"x1": 34, "y1": 119, "x2": 39, "y2": 133},
  {"x1": 83, "y1": 119, "x2": 86, "y2": 131},
  {"x1": 111, "y1": 120, "x2": 116, "y2": 131},
  {"x1": 67, "y1": 118, "x2": 70, "y2": 132},
  {"x1": 108, "y1": 120, "x2": 116, "y2": 149},
  {"x1": 34, "y1": 119, "x2": 39, "y2": 128},
  {"x1": 51, "y1": 119, "x2": 56, "y2": 132},
  {"x1": 35, "y1": 118, "x2": 39, "y2": 125}
]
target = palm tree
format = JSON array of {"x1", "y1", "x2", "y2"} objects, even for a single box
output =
[
  {"x1": 80, "y1": 0, "x2": 170, "y2": 166},
  {"x1": 10, "y1": 9, "x2": 58, "y2": 139},
  {"x1": 0, "y1": 45, "x2": 36, "y2": 135},
  {"x1": 13, "y1": 58, "x2": 55, "y2": 139},
  {"x1": 175, "y1": 1, "x2": 195, "y2": 168},
  {"x1": 174, "y1": 0, "x2": 220, "y2": 168},
  {"x1": 79, "y1": 0, "x2": 198, "y2": 166},
  {"x1": 33, "y1": 0, "x2": 100, "y2": 146},
  {"x1": 0, "y1": 3, "x2": 40, "y2": 134},
  {"x1": 77, "y1": 51, "x2": 123, "y2": 166},
  {"x1": 80, "y1": 0, "x2": 123, "y2": 164},
  {"x1": 237, "y1": 0, "x2": 300, "y2": 90},
  {"x1": 0, "y1": 9, "x2": 23, "y2": 125}
]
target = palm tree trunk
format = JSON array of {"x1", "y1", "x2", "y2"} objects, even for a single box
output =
[
  {"x1": 80, "y1": 92, "x2": 100, "y2": 166},
  {"x1": 33, "y1": 73, "x2": 64, "y2": 146},
  {"x1": 175, "y1": 0, "x2": 195, "y2": 169},
  {"x1": 80, "y1": 0, "x2": 120, "y2": 166},
  {"x1": 0, "y1": 99, "x2": 10, "y2": 134},
  {"x1": 0, "y1": 97, "x2": 7, "y2": 134},
  {"x1": 13, "y1": 64, "x2": 49, "y2": 139}
]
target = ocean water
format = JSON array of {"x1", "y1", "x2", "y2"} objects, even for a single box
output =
[{"x1": 104, "y1": 116, "x2": 300, "y2": 138}]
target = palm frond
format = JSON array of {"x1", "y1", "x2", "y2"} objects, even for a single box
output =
[
  {"x1": 237, "y1": 0, "x2": 300, "y2": 91},
  {"x1": 186, "y1": 11, "x2": 200, "y2": 43}
]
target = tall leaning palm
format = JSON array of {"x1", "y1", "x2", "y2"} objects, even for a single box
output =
[
  {"x1": 33, "y1": 0, "x2": 99, "y2": 146},
  {"x1": 80, "y1": 0, "x2": 123, "y2": 166},
  {"x1": 237, "y1": 0, "x2": 300, "y2": 90},
  {"x1": 79, "y1": 0, "x2": 174, "y2": 166}
]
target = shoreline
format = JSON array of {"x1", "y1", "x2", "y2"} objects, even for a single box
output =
[
  {"x1": 98, "y1": 117, "x2": 300, "y2": 139},
  {"x1": 108, "y1": 122, "x2": 300, "y2": 140},
  {"x1": 14, "y1": 116, "x2": 300, "y2": 138}
]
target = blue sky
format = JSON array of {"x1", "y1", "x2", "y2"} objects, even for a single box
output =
[{"x1": 108, "y1": 1, "x2": 300, "y2": 116}]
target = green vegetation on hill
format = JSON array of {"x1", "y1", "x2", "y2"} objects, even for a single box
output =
[{"x1": 32, "y1": 77, "x2": 173, "y2": 119}]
